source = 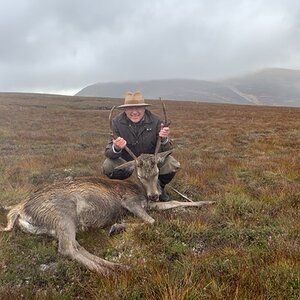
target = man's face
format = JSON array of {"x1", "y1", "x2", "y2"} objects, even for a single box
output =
[{"x1": 125, "y1": 106, "x2": 145, "y2": 123}]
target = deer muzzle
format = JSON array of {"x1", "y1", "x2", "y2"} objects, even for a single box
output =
[{"x1": 147, "y1": 194, "x2": 160, "y2": 202}]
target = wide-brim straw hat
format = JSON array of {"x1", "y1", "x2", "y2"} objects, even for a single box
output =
[{"x1": 118, "y1": 91, "x2": 151, "y2": 108}]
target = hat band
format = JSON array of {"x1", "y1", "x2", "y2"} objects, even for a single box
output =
[{"x1": 125, "y1": 100, "x2": 145, "y2": 105}]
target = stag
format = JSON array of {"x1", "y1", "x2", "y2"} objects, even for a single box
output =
[{"x1": 0, "y1": 104, "x2": 214, "y2": 276}]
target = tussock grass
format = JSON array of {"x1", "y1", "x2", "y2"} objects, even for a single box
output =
[{"x1": 0, "y1": 93, "x2": 299, "y2": 299}]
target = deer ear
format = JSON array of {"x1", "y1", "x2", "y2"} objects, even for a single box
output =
[
  {"x1": 156, "y1": 150, "x2": 173, "y2": 165},
  {"x1": 114, "y1": 161, "x2": 136, "y2": 173}
]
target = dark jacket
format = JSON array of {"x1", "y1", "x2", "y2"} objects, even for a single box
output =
[{"x1": 105, "y1": 109, "x2": 172, "y2": 161}]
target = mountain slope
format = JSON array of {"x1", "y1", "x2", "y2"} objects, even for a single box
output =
[
  {"x1": 75, "y1": 68, "x2": 300, "y2": 107},
  {"x1": 224, "y1": 68, "x2": 300, "y2": 106},
  {"x1": 76, "y1": 79, "x2": 252, "y2": 104}
]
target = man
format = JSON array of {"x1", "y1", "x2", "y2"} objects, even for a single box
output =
[{"x1": 103, "y1": 91, "x2": 180, "y2": 201}]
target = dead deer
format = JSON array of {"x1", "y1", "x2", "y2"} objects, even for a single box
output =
[{"x1": 0, "y1": 105, "x2": 214, "y2": 276}]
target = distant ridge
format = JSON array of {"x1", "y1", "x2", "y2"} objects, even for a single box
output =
[{"x1": 75, "y1": 68, "x2": 300, "y2": 107}]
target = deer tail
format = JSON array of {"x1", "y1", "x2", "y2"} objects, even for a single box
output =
[{"x1": 0, "y1": 203, "x2": 23, "y2": 232}]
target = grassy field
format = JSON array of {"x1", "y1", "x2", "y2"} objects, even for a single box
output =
[{"x1": 0, "y1": 92, "x2": 299, "y2": 299}]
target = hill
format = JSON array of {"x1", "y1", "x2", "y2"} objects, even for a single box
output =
[
  {"x1": 0, "y1": 93, "x2": 299, "y2": 299},
  {"x1": 76, "y1": 68, "x2": 300, "y2": 107},
  {"x1": 76, "y1": 79, "x2": 251, "y2": 105},
  {"x1": 224, "y1": 68, "x2": 300, "y2": 106}
]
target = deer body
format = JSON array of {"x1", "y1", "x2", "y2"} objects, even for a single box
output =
[
  {"x1": 1, "y1": 176, "x2": 158, "y2": 275},
  {"x1": 12, "y1": 177, "x2": 152, "y2": 235},
  {"x1": 1, "y1": 171, "x2": 214, "y2": 275}
]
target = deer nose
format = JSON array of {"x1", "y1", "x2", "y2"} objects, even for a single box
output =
[{"x1": 147, "y1": 194, "x2": 159, "y2": 202}]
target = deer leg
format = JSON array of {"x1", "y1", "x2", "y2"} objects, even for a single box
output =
[
  {"x1": 122, "y1": 201, "x2": 155, "y2": 224},
  {"x1": 75, "y1": 242, "x2": 129, "y2": 274},
  {"x1": 132, "y1": 207, "x2": 155, "y2": 224},
  {"x1": 149, "y1": 200, "x2": 215, "y2": 211},
  {"x1": 56, "y1": 219, "x2": 128, "y2": 276}
]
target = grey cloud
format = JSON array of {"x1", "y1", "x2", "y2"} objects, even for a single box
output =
[{"x1": 1, "y1": 0, "x2": 300, "y2": 94}]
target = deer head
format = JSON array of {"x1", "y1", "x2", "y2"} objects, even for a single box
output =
[{"x1": 114, "y1": 150, "x2": 172, "y2": 201}]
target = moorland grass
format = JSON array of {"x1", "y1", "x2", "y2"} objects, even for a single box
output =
[{"x1": 0, "y1": 93, "x2": 299, "y2": 299}]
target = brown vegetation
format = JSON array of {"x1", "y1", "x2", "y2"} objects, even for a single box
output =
[{"x1": 0, "y1": 92, "x2": 299, "y2": 299}]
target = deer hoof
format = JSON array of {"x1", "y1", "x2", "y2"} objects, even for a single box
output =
[{"x1": 109, "y1": 223, "x2": 126, "y2": 236}]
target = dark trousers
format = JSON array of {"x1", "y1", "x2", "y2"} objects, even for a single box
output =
[{"x1": 158, "y1": 172, "x2": 176, "y2": 188}]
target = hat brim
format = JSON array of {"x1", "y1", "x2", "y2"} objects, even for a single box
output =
[{"x1": 117, "y1": 103, "x2": 151, "y2": 108}]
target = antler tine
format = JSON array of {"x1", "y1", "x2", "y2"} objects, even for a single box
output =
[
  {"x1": 161, "y1": 97, "x2": 171, "y2": 127},
  {"x1": 154, "y1": 97, "x2": 170, "y2": 156},
  {"x1": 109, "y1": 106, "x2": 117, "y2": 139},
  {"x1": 109, "y1": 106, "x2": 137, "y2": 161}
]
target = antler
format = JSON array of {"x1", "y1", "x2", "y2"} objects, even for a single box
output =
[
  {"x1": 109, "y1": 106, "x2": 137, "y2": 160},
  {"x1": 154, "y1": 97, "x2": 170, "y2": 155}
]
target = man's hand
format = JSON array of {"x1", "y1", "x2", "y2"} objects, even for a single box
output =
[
  {"x1": 113, "y1": 137, "x2": 127, "y2": 150},
  {"x1": 159, "y1": 124, "x2": 170, "y2": 139}
]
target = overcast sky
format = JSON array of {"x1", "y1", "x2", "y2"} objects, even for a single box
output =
[{"x1": 1, "y1": 0, "x2": 300, "y2": 95}]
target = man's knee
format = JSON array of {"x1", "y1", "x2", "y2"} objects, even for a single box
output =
[
  {"x1": 105, "y1": 169, "x2": 133, "y2": 180},
  {"x1": 159, "y1": 155, "x2": 180, "y2": 175},
  {"x1": 102, "y1": 158, "x2": 133, "y2": 180}
]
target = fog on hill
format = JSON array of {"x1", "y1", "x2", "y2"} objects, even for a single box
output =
[{"x1": 76, "y1": 68, "x2": 300, "y2": 107}]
